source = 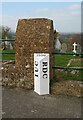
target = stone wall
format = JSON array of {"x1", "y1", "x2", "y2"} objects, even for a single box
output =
[
  {"x1": 2, "y1": 18, "x2": 55, "y2": 89},
  {"x1": 15, "y1": 18, "x2": 55, "y2": 88}
]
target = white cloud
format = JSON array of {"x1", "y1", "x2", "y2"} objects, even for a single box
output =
[
  {"x1": 32, "y1": 3, "x2": 81, "y2": 33},
  {"x1": 1, "y1": 3, "x2": 81, "y2": 33},
  {"x1": 68, "y1": 4, "x2": 81, "y2": 10}
]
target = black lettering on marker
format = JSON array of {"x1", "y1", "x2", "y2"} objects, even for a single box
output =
[
  {"x1": 43, "y1": 74, "x2": 48, "y2": 78},
  {"x1": 42, "y1": 61, "x2": 48, "y2": 79},
  {"x1": 35, "y1": 61, "x2": 38, "y2": 77}
]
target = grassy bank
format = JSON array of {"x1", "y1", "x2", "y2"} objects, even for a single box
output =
[
  {"x1": 55, "y1": 55, "x2": 81, "y2": 67},
  {"x1": 54, "y1": 55, "x2": 82, "y2": 81}
]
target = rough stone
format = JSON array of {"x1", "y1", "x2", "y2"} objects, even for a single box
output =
[
  {"x1": 15, "y1": 18, "x2": 55, "y2": 88},
  {"x1": 2, "y1": 18, "x2": 55, "y2": 89}
]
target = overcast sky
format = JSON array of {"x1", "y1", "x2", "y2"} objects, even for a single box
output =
[{"x1": 0, "y1": 2, "x2": 81, "y2": 33}]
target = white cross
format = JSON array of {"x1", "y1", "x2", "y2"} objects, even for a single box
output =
[{"x1": 73, "y1": 42, "x2": 77, "y2": 53}]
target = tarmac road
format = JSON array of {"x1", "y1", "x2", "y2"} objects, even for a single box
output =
[{"x1": 2, "y1": 87, "x2": 82, "y2": 119}]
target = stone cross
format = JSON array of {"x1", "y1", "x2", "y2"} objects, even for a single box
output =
[{"x1": 73, "y1": 42, "x2": 77, "y2": 53}]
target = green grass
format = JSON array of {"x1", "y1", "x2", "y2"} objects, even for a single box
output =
[
  {"x1": 70, "y1": 61, "x2": 81, "y2": 67},
  {"x1": 55, "y1": 70, "x2": 82, "y2": 81},
  {"x1": 54, "y1": 55, "x2": 82, "y2": 81},
  {"x1": 55, "y1": 55, "x2": 81, "y2": 67},
  {"x1": 0, "y1": 49, "x2": 15, "y2": 60},
  {"x1": 2, "y1": 54, "x2": 15, "y2": 60}
]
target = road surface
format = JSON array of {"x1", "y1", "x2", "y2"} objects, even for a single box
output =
[{"x1": 2, "y1": 87, "x2": 82, "y2": 118}]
